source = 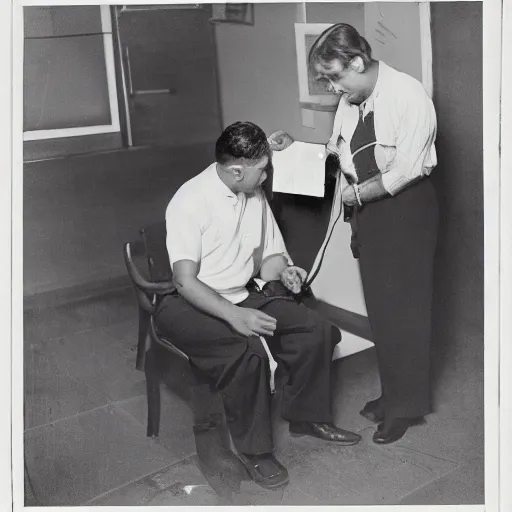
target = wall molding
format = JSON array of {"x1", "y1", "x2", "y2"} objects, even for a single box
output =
[
  {"x1": 24, "y1": 273, "x2": 132, "y2": 311},
  {"x1": 419, "y1": 2, "x2": 433, "y2": 98}
]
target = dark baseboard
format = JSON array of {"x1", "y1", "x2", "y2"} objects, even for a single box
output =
[
  {"x1": 306, "y1": 297, "x2": 373, "y2": 340},
  {"x1": 24, "y1": 275, "x2": 132, "y2": 311},
  {"x1": 23, "y1": 132, "x2": 125, "y2": 162}
]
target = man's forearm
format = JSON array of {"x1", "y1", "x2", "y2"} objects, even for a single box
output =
[
  {"x1": 358, "y1": 173, "x2": 390, "y2": 203},
  {"x1": 259, "y1": 254, "x2": 288, "y2": 282},
  {"x1": 173, "y1": 275, "x2": 237, "y2": 323}
]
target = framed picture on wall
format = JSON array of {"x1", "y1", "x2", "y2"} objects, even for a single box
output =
[
  {"x1": 294, "y1": 23, "x2": 339, "y2": 112},
  {"x1": 210, "y1": 3, "x2": 254, "y2": 26}
]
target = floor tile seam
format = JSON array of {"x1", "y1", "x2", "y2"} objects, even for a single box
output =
[
  {"x1": 25, "y1": 329, "x2": 143, "y2": 407},
  {"x1": 24, "y1": 317, "x2": 135, "y2": 345},
  {"x1": 82, "y1": 454, "x2": 198, "y2": 506},
  {"x1": 115, "y1": 397, "x2": 195, "y2": 439},
  {"x1": 287, "y1": 446, "x2": 368, "y2": 498},
  {"x1": 26, "y1": 370, "x2": 147, "y2": 419},
  {"x1": 378, "y1": 442, "x2": 462, "y2": 465},
  {"x1": 298, "y1": 438, "x2": 462, "y2": 497},
  {"x1": 24, "y1": 401, "x2": 115, "y2": 435},
  {"x1": 25, "y1": 356, "x2": 116, "y2": 418},
  {"x1": 396, "y1": 461, "x2": 466, "y2": 504},
  {"x1": 290, "y1": 486, "x2": 323, "y2": 504}
]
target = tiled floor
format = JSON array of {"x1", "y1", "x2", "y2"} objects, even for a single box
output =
[{"x1": 23, "y1": 288, "x2": 484, "y2": 506}]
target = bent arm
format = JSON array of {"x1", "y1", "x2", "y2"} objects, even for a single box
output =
[
  {"x1": 172, "y1": 259, "x2": 237, "y2": 322},
  {"x1": 379, "y1": 89, "x2": 437, "y2": 196},
  {"x1": 173, "y1": 259, "x2": 277, "y2": 337}
]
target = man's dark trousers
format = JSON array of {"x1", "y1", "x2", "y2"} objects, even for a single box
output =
[{"x1": 155, "y1": 289, "x2": 341, "y2": 454}]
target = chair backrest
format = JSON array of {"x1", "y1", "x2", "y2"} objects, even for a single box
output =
[
  {"x1": 140, "y1": 222, "x2": 173, "y2": 283},
  {"x1": 123, "y1": 224, "x2": 177, "y2": 371}
]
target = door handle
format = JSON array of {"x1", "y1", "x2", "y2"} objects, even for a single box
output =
[
  {"x1": 131, "y1": 88, "x2": 177, "y2": 97},
  {"x1": 124, "y1": 46, "x2": 176, "y2": 97}
]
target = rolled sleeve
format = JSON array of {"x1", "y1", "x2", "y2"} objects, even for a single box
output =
[
  {"x1": 380, "y1": 87, "x2": 437, "y2": 196},
  {"x1": 165, "y1": 192, "x2": 202, "y2": 269}
]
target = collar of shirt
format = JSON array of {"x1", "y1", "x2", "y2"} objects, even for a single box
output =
[
  {"x1": 360, "y1": 61, "x2": 387, "y2": 120},
  {"x1": 209, "y1": 163, "x2": 242, "y2": 206}
]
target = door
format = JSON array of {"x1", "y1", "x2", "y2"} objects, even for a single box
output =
[{"x1": 114, "y1": 4, "x2": 222, "y2": 147}]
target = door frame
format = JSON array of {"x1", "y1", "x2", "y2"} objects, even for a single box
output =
[{"x1": 111, "y1": 3, "x2": 223, "y2": 148}]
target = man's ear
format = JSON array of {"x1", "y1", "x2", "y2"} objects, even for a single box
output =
[
  {"x1": 349, "y1": 56, "x2": 365, "y2": 73},
  {"x1": 230, "y1": 165, "x2": 244, "y2": 181}
]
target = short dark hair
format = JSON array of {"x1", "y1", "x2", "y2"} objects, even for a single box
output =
[
  {"x1": 215, "y1": 121, "x2": 271, "y2": 165},
  {"x1": 309, "y1": 23, "x2": 372, "y2": 70}
]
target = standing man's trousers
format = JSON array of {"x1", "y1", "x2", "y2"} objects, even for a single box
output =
[
  {"x1": 355, "y1": 177, "x2": 439, "y2": 420},
  {"x1": 155, "y1": 290, "x2": 341, "y2": 454}
]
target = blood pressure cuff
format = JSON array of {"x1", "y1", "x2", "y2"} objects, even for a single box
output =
[{"x1": 247, "y1": 279, "x2": 295, "y2": 301}]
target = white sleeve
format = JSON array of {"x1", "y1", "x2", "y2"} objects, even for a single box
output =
[
  {"x1": 380, "y1": 85, "x2": 437, "y2": 196},
  {"x1": 261, "y1": 198, "x2": 293, "y2": 265},
  {"x1": 327, "y1": 99, "x2": 345, "y2": 154},
  {"x1": 165, "y1": 190, "x2": 202, "y2": 269}
]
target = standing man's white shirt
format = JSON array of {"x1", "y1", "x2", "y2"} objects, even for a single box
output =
[
  {"x1": 328, "y1": 61, "x2": 437, "y2": 196},
  {"x1": 165, "y1": 163, "x2": 291, "y2": 304}
]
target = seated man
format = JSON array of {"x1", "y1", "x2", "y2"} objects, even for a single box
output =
[{"x1": 155, "y1": 121, "x2": 360, "y2": 490}]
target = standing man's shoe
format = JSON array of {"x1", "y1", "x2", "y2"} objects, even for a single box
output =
[
  {"x1": 372, "y1": 417, "x2": 425, "y2": 444},
  {"x1": 289, "y1": 422, "x2": 361, "y2": 445}
]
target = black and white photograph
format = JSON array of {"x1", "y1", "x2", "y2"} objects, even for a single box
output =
[{"x1": 8, "y1": 0, "x2": 506, "y2": 509}]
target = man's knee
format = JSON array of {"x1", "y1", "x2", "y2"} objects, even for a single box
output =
[
  {"x1": 309, "y1": 308, "x2": 339, "y2": 339},
  {"x1": 300, "y1": 310, "x2": 340, "y2": 352},
  {"x1": 329, "y1": 324, "x2": 342, "y2": 348}
]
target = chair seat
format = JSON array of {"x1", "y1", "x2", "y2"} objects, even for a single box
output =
[{"x1": 150, "y1": 316, "x2": 189, "y2": 361}]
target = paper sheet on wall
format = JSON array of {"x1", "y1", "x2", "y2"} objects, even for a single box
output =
[{"x1": 271, "y1": 141, "x2": 326, "y2": 197}]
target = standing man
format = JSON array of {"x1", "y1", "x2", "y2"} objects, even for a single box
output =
[
  {"x1": 155, "y1": 121, "x2": 361, "y2": 490},
  {"x1": 273, "y1": 23, "x2": 439, "y2": 444}
]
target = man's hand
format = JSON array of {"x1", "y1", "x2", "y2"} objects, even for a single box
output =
[
  {"x1": 228, "y1": 307, "x2": 277, "y2": 337},
  {"x1": 279, "y1": 266, "x2": 307, "y2": 294},
  {"x1": 342, "y1": 185, "x2": 358, "y2": 207},
  {"x1": 268, "y1": 130, "x2": 294, "y2": 151}
]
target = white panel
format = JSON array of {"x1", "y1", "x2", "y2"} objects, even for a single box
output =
[{"x1": 364, "y1": 2, "x2": 423, "y2": 83}]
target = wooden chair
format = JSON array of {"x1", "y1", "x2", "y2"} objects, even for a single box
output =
[
  {"x1": 123, "y1": 221, "x2": 211, "y2": 438},
  {"x1": 123, "y1": 222, "x2": 250, "y2": 499}
]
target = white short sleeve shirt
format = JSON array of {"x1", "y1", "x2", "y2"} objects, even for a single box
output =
[{"x1": 165, "y1": 163, "x2": 291, "y2": 304}]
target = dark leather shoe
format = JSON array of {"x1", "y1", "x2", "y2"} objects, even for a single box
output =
[
  {"x1": 289, "y1": 422, "x2": 361, "y2": 445},
  {"x1": 372, "y1": 417, "x2": 425, "y2": 445},
  {"x1": 359, "y1": 397, "x2": 385, "y2": 423},
  {"x1": 237, "y1": 453, "x2": 289, "y2": 490}
]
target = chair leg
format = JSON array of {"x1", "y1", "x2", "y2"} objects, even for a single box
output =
[
  {"x1": 145, "y1": 349, "x2": 161, "y2": 438},
  {"x1": 136, "y1": 306, "x2": 151, "y2": 371}
]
